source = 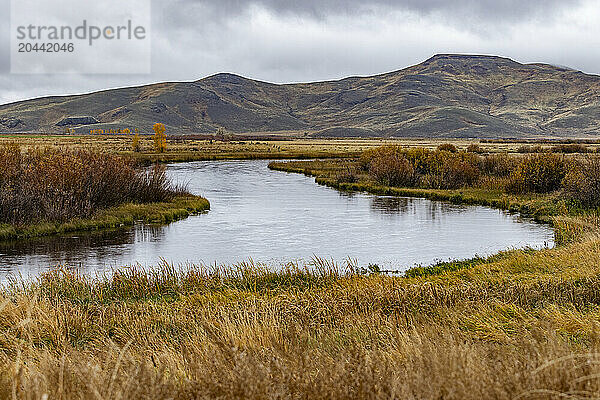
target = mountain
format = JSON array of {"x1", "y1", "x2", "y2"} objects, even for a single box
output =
[{"x1": 2, "y1": 54, "x2": 600, "y2": 138}]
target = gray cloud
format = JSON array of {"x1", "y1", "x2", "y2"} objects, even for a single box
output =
[
  {"x1": 166, "y1": 0, "x2": 581, "y2": 23},
  {"x1": 0, "y1": 0, "x2": 9, "y2": 73}
]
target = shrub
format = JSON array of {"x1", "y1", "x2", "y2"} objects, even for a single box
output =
[
  {"x1": 551, "y1": 143, "x2": 590, "y2": 154},
  {"x1": 562, "y1": 157, "x2": 600, "y2": 208},
  {"x1": 466, "y1": 144, "x2": 484, "y2": 154},
  {"x1": 421, "y1": 151, "x2": 480, "y2": 189},
  {"x1": 368, "y1": 147, "x2": 416, "y2": 187},
  {"x1": 364, "y1": 146, "x2": 480, "y2": 189},
  {"x1": 517, "y1": 145, "x2": 545, "y2": 153},
  {"x1": 403, "y1": 147, "x2": 435, "y2": 175},
  {"x1": 0, "y1": 145, "x2": 184, "y2": 225},
  {"x1": 482, "y1": 154, "x2": 518, "y2": 177},
  {"x1": 437, "y1": 143, "x2": 458, "y2": 153},
  {"x1": 506, "y1": 153, "x2": 567, "y2": 193},
  {"x1": 359, "y1": 148, "x2": 379, "y2": 171},
  {"x1": 335, "y1": 165, "x2": 359, "y2": 184}
]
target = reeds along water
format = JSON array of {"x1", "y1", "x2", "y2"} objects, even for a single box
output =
[
  {"x1": 0, "y1": 144, "x2": 186, "y2": 225},
  {"x1": 23, "y1": 257, "x2": 351, "y2": 303}
]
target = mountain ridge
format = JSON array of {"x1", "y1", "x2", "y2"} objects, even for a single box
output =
[{"x1": 2, "y1": 54, "x2": 599, "y2": 138}]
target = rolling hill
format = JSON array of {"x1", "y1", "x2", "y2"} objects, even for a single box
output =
[{"x1": 2, "y1": 54, "x2": 600, "y2": 138}]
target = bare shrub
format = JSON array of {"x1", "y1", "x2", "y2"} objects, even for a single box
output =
[
  {"x1": 506, "y1": 153, "x2": 567, "y2": 193},
  {"x1": 0, "y1": 144, "x2": 184, "y2": 225},
  {"x1": 335, "y1": 164, "x2": 359, "y2": 184},
  {"x1": 364, "y1": 146, "x2": 480, "y2": 189},
  {"x1": 482, "y1": 154, "x2": 518, "y2": 177},
  {"x1": 421, "y1": 151, "x2": 481, "y2": 189},
  {"x1": 563, "y1": 157, "x2": 600, "y2": 208},
  {"x1": 368, "y1": 147, "x2": 416, "y2": 187},
  {"x1": 437, "y1": 143, "x2": 458, "y2": 153}
]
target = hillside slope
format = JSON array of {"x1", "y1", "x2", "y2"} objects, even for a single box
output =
[{"x1": 2, "y1": 54, "x2": 600, "y2": 138}]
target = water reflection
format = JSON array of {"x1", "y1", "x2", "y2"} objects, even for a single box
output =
[
  {"x1": 0, "y1": 160, "x2": 555, "y2": 280},
  {"x1": 370, "y1": 196, "x2": 410, "y2": 214},
  {"x1": 369, "y1": 196, "x2": 469, "y2": 220},
  {"x1": 0, "y1": 224, "x2": 171, "y2": 277}
]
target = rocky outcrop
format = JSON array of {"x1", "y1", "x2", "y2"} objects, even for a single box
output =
[
  {"x1": 56, "y1": 116, "x2": 100, "y2": 126},
  {"x1": 0, "y1": 117, "x2": 24, "y2": 129}
]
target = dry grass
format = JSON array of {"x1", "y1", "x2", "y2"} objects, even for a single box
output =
[
  {"x1": 4, "y1": 245, "x2": 600, "y2": 399},
  {"x1": 1, "y1": 135, "x2": 586, "y2": 164}
]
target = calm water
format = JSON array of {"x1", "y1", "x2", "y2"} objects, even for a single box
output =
[{"x1": 0, "y1": 160, "x2": 554, "y2": 280}]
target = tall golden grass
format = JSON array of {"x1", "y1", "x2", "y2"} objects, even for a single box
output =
[{"x1": 4, "y1": 245, "x2": 600, "y2": 399}]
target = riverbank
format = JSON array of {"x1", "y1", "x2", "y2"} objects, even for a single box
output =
[
  {"x1": 0, "y1": 145, "x2": 211, "y2": 241},
  {"x1": 4, "y1": 243, "x2": 600, "y2": 398},
  {"x1": 0, "y1": 195, "x2": 210, "y2": 241},
  {"x1": 269, "y1": 159, "x2": 558, "y2": 213}
]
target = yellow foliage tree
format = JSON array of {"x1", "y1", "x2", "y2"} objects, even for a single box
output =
[
  {"x1": 132, "y1": 132, "x2": 141, "y2": 152},
  {"x1": 153, "y1": 123, "x2": 167, "y2": 153}
]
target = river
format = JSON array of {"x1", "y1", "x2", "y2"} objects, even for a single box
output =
[{"x1": 0, "y1": 160, "x2": 555, "y2": 279}]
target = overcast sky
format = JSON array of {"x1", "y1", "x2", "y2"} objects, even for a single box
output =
[{"x1": 1, "y1": 0, "x2": 599, "y2": 104}]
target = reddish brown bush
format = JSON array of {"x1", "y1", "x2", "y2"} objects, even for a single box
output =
[
  {"x1": 0, "y1": 145, "x2": 184, "y2": 225},
  {"x1": 367, "y1": 147, "x2": 416, "y2": 187},
  {"x1": 482, "y1": 154, "x2": 518, "y2": 177},
  {"x1": 562, "y1": 157, "x2": 600, "y2": 208},
  {"x1": 335, "y1": 164, "x2": 359, "y2": 184},
  {"x1": 437, "y1": 143, "x2": 458, "y2": 153},
  {"x1": 421, "y1": 151, "x2": 481, "y2": 189},
  {"x1": 363, "y1": 146, "x2": 480, "y2": 189}
]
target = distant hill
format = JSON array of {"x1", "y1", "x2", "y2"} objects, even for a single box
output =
[{"x1": 2, "y1": 54, "x2": 600, "y2": 138}]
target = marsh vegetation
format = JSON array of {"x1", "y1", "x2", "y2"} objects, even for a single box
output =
[
  {"x1": 271, "y1": 144, "x2": 600, "y2": 219},
  {"x1": 4, "y1": 248, "x2": 600, "y2": 399},
  {"x1": 2, "y1": 138, "x2": 600, "y2": 398}
]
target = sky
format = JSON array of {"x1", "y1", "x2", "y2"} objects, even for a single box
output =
[{"x1": 1, "y1": 0, "x2": 599, "y2": 105}]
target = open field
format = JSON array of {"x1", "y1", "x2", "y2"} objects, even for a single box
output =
[
  {"x1": 0, "y1": 135, "x2": 383, "y2": 162},
  {"x1": 4, "y1": 134, "x2": 600, "y2": 163}
]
